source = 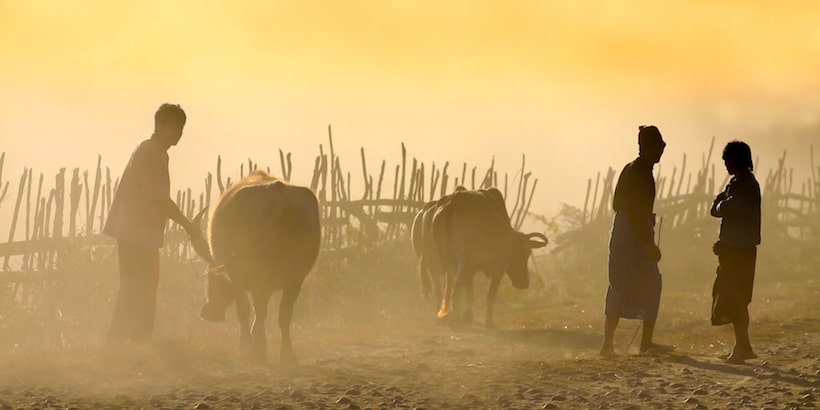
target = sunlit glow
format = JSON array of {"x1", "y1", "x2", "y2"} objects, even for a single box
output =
[{"x1": 1, "y1": 0, "x2": 818, "y2": 215}]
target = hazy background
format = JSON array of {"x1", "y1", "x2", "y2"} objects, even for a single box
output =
[{"x1": 1, "y1": 0, "x2": 819, "y2": 223}]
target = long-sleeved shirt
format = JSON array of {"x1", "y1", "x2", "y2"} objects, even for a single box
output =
[
  {"x1": 713, "y1": 172, "x2": 761, "y2": 246},
  {"x1": 612, "y1": 157, "x2": 656, "y2": 244},
  {"x1": 103, "y1": 138, "x2": 171, "y2": 248}
]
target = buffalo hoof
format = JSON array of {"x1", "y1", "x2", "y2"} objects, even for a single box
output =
[{"x1": 200, "y1": 302, "x2": 226, "y2": 322}]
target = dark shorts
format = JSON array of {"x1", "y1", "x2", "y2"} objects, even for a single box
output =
[{"x1": 711, "y1": 245, "x2": 756, "y2": 326}]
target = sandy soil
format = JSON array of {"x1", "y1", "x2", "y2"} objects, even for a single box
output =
[
  {"x1": 0, "y1": 283, "x2": 817, "y2": 410},
  {"x1": 0, "y1": 324, "x2": 816, "y2": 409}
]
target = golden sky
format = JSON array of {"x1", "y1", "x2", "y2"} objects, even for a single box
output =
[
  {"x1": 1, "y1": 0, "x2": 819, "y2": 215},
  {"x1": 3, "y1": 1, "x2": 818, "y2": 94}
]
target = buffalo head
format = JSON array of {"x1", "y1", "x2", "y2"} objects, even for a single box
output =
[{"x1": 505, "y1": 232, "x2": 548, "y2": 289}]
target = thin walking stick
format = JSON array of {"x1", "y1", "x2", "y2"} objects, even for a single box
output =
[
  {"x1": 626, "y1": 216, "x2": 664, "y2": 352},
  {"x1": 656, "y1": 216, "x2": 664, "y2": 247}
]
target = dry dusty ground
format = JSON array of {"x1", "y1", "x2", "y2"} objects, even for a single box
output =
[{"x1": 0, "y1": 281, "x2": 817, "y2": 410}]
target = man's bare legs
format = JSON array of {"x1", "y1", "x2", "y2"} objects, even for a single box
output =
[
  {"x1": 727, "y1": 307, "x2": 755, "y2": 362},
  {"x1": 602, "y1": 316, "x2": 673, "y2": 356},
  {"x1": 639, "y1": 319, "x2": 656, "y2": 353},
  {"x1": 600, "y1": 314, "x2": 619, "y2": 356}
]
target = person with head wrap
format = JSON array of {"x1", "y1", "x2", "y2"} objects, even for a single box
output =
[
  {"x1": 710, "y1": 140, "x2": 761, "y2": 363},
  {"x1": 600, "y1": 125, "x2": 672, "y2": 356}
]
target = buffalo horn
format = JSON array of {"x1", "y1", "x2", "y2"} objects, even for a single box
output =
[
  {"x1": 192, "y1": 206, "x2": 209, "y2": 229},
  {"x1": 525, "y1": 232, "x2": 549, "y2": 244}
]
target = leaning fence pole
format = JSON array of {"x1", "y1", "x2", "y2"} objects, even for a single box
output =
[
  {"x1": 509, "y1": 155, "x2": 525, "y2": 217},
  {"x1": 87, "y1": 155, "x2": 102, "y2": 234},
  {"x1": 82, "y1": 170, "x2": 91, "y2": 236},
  {"x1": 360, "y1": 147, "x2": 370, "y2": 200},
  {"x1": 389, "y1": 165, "x2": 400, "y2": 240},
  {"x1": 503, "y1": 173, "x2": 509, "y2": 202},
  {"x1": 810, "y1": 146, "x2": 817, "y2": 212},
  {"x1": 22, "y1": 173, "x2": 43, "y2": 279},
  {"x1": 375, "y1": 159, "x2": 386, "y2": 220},
  {"x1": 4, "y1": 168, "x2": 28, "y2": 271},
  {"x1": 205, "y1": 172, "x2": 213, "y2": 209},
  {"x1": 24, "y1": 169, "x2": 33, "y2": 248},
  {"x1": 53, "y1": 168, "x2": 66, "y2": 240},
  {"x1": 676, "y1": 154, "x2": 687, "y2": 196},
  {"x1": 666, "y1": 167, "x2": 677, "y2": 198},
  {"x1": 309, "y1": 156, "x2": 321, "y2": 192},
  {"x1": 279, "y1": 149, "x2": 288, "y2": 180},
  {"x1": 429, "y1": 162, "x2": 438, "y2": 200},
  {"x1": 216, "y1": 156, "x2": 225, "y2": 194},
  {"x1": 32, "y1": 173, "x2": 44, "y2": 241},
  {"x1": 328, "y1": 127, "x2": 340, "y2": 249},
  {"x1": 597, "y1": 168, "x2": 616, "y2": 220},
  {"x1": 0, "y1": 153, "x2": 8, "y2": 208},
  {"x1": 406, "y1": 157, "x2": 417, "y2": 213},
  {"x1": 68, "y1": 169, "x2": 82, "y2": 238},
  {"x1": 513, "y1": 172, "x2": 530, "y2": 228},
  {"x1": 417, "y1": 164, "x2": 425, "y2": 202},
  {"x1": 30, "y1": 196, "x2": 45, "y2": 271},
  {"x1": 439, "y1": 161, "x2": 450, "y2": 198},
  {"x1": 582, "y1": 178, "x2": 592, "y2": 226},
  {"x1": 105, "y1": 167, "x2": 112, "y2": 216},
  {"x1": 469, "y1": 166, "x2": 476, "y2": 190},
  {"x1": 44, "y1": 190, "x2": 55, "y2": 270},
  {"x1": 398, "y1": 143, "x2": 407, "y2": 208},
  {"x1": 516, "y1": 177, "x2": 538, "y2": 230}
]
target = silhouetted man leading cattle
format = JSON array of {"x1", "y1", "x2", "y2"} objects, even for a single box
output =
[{"x1": 104, "y1": 104, "x2": 206, "y2": 344}]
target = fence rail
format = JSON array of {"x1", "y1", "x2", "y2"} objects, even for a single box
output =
[
  {"x1": 552, "y1": 138, "x2": 819, "y2": 255},
  {"x1": 0, "y1": 128, "x2": 540, "y2": 289}
]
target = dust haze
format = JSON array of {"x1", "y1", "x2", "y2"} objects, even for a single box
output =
[{"x1": 0, "y1": 2, "x2": 818, "y2": 409}]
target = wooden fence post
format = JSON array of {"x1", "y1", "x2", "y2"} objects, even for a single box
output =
[{"x1": 0, "y1": 152, "x2": 9, "y2": 208}]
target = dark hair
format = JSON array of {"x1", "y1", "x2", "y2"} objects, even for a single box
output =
[
  {"x1": 722, "y1": 140, "x2": 753, "y2": 171},
  {"x1": 154, "y1": 103, "x2": 186, "y2": 129},
  {"x1": 638, "y1": 125, "x2": 664, "y2": 146}
]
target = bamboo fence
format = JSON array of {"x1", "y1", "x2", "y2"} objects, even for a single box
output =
[
  {"x1": 552, "y1": 138, "x2": 820, "y2": 254},
  {"x1": 0, "y1": 128, "x2": 540, "y2": 289}
]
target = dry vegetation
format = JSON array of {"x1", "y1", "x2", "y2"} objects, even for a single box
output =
[{"x1": 0, "y1": 139, "x2": 817, "y2": 409}]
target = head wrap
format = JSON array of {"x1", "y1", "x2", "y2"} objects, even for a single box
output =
[{"x1": 638, "y1": 125, "x2": 664, "y2": 147}]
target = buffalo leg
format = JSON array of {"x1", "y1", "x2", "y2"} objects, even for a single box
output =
[
  {"x1": 461, "y1": 273, "x2": 475, "y2": 325},
  {"x1": 485, "y1": 274, "x2": 502, "y2": 329},
  {"x1": 418, "y1": 256, "x2": 432, "y2": 301},
  {"x1": 431, "y1": 268, "x2": 443, "y2": 314},
  {"x1": 235, "y1": 290, "x2": 253, "y2": 357},
  {"x1": 250, "y1": 289, "x2": 272, "y2": 363},
  {"x1": 438, "y1": 265, "x2": 458, "y2": 321},
  {"x1": 450, "y1": 266, "x2": 470, "y2": 328},
  {"x1": 278, "y1": 280, "x2": 303, "y2": 365}
]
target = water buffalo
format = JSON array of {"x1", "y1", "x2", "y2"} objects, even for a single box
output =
[
  {"x1": 411, "y1": 199, "x2": 442, "y2": 308},
  {"x1": 431, "y1": 187, "x2": 547, "y2": 327},
  {"x1": 410, "y1": 187, "x2": 468, "y2": 311},
  {"x1": 192, "y1": 171, "x2": 320, "y2": 364}
]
